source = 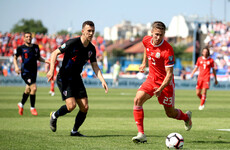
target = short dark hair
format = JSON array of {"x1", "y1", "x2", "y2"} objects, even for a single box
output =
[
  {"x1": 151, "y1": 21, "x2": 166, "y2": 31},
  {"x1": 82, "y1": 21, "x2": 95, "y2": 29},
  {"x1": 24, "y1": 32, "x2": 32, "y2": 36}
]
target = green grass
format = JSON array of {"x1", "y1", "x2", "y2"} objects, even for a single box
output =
[{"x1": 0, "y1": 87, "x2": 230, "y2": 149}]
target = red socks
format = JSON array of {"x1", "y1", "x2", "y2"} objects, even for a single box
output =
[
  {"x1": 133, "y1": 106, "x2": 144, "y2": 134},
  {"x1": 200, "y1": 94, "x2": 206, "y2": 106},
  {"x1": 175, "y1": 109, "x2": 189, "y2": 121},
  {"x1": 50, "y1": 82, "x2": 55, "y2": 92}
]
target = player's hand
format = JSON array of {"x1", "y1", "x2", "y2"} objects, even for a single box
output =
[
  {"x1": 46, "y1": 71, "x2": 54, "y2": 82},
  {"x1": 139, "y1": 64, "x2": 146, "y2": 73},
  {"x1": 154, "y1": 87, "x2": 162, "y2": 98},
  {"x1": 215, "y1": 80, "x2": 218, "y2": 85},
  {"x1": 102, "y1": 82, "x2": 108, "y2": 93},
  {"x1": 15, "y1": 67, "x2": 21, "y2": 75}
]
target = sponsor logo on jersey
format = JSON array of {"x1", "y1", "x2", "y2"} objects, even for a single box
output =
[
  {"x1": 155, "y1": 52, "x2": 160, "y2": 58},
  {"x1": 61, "y1": 43, "x2": 66, "y2": 49},
  {"x1": 63, "y1": 91, "x2": 67, "y2": 96},
  {"x1": 88, "y1": 51, "x2": 93, "y2": 58},
  {"x1": 146, "y1": 48, "x2": 149, "y2": 51}
]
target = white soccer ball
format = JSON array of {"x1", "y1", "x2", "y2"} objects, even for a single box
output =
[{"x1": 165, "y1": 133, "x2": 184, "y2": 149}]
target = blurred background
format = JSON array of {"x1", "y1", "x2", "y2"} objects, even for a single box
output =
[{"x1": 0, "y1": 0, "x2": 230, "y2": 85}]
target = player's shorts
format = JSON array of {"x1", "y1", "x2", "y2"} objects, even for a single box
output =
[
  {"x1": 138, "y1": 77, "x2": 175, "y2": 107},
  {"x1": 196, "y1": 80, "x2": 210, "y2": 89},
  {"x1": 21, "y1": 72, "x2": 37, "y2": 86},
  {"x1": 57, "y1": 74, "x2": 87, "y2": 101}
]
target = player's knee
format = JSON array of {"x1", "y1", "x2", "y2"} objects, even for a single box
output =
[
  {"x1": 134, "y1": 97, "x2": 142, "y2": 105},
  {"x1": 80, "y1": 105, "x2": 89, "y2": 113},
  {"x1": 67, "y1": 103, "x2": 76, "y2": 111},
  {"x1": 165, "y1": 111, "x2": 175, "y2": 118},
  {"x1": 31, "y1": 86, "x2": 37, "y2": 93}
]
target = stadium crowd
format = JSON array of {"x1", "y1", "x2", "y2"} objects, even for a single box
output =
[
  {"x1": 0, "y1": 32, "x2": 105, "y2": 77},
  {"x1": 203, "y1": 21, "x2": 230, "y2": 80},
  {"x1": 0, "y1": 21, "x2": 230, "y2": 79}
]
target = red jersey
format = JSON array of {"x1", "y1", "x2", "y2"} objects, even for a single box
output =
[
  {"x1": 195, "y1": 56, "x2": 214, "y2": 81},
  {"x1": 142, "y1": 36, "x2": 175, "y2": 84}
]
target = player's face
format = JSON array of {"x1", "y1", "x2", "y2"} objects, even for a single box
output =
[
  {"x1": 202, "y1": 49, "x2": 209, "y2": 58},
  {"x1": 151, "y1": 28, "x2": 165, "y2": 45},
  {"x1": 24, "y1": 33, "x2": 32, "y2": 45},
  {"x1": 82, "y1": 25, "x2": 95, "y2": 41}
]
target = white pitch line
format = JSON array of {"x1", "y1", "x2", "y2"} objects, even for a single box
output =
[{"x1": 216, "y1": 129, "x2": 230, "y2": 132}]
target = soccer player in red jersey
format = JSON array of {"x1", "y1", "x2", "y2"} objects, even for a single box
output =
[
  {"x1": 190, "y1": 47, "x2": 218, "y2": 110},
  {"x1": 132, "y1": 21, "x2": 192, "y2": 143}
]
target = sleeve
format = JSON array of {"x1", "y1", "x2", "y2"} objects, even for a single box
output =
[
  {"x1": 195, "y1": 58, "x2": 200, "y2": 67},
  {"x1": 210, "y1": 59, "x2": 214, "y2": 68},
  {"x1": 164, "y1": 46, "x2": 175, "y2": 67},
  {"x1": 89, "y1": 46, "x2": 97, "y2": 63},
  {"x1": 142, "y1": 36, "x2": 148, "y2": 48},
  {"x1": 15, "y1": 47, "x2": 21, "y2": 57},
  {"x1": 58, "y1": 39, "x2": 74, "y2": 53},
  {"x1": 36, "y1": 45, "x2": 41, "y2": 59}
]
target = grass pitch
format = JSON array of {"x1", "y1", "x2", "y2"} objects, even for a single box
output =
[{"x1": 0, "y1": 86, "x2": 230, "y2": 149}]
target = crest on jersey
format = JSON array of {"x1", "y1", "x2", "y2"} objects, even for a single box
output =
[
  {"x1": 27, "y1": 79, "x2": 31, "y2": 84},
  {"x1": 155, "y1": 52, "x2": 160, "y2": 59},
  {"x1": 207, "y1": 61, "x2": 210, "y2": 65},
  {"x1": 61, "y1": 43, "x2": 66, "y2": 49},
  {"x1": 88, "y1": 51, "x2": 93, "y2": 58},
  {"x1": 169, "y1": 56, "x2": 173, "y2": 61},
  {"x1": 35, "y1": 48, "x2": 38, "y2": 53},
  {"x1": 63, "y1": 90, "x2": 67, "y2": 96}
]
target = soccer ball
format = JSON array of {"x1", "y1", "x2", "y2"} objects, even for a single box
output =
[{"x1": 165, "y1": 133, "x2": 184, "y2": 149}]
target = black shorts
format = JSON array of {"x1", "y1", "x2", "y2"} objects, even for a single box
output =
[
  {"x1": 21, "y1": 72, "x2": 37, "y2": 85},
  {"x1": 57, "y1": 74, "x2": 87, "y2": 101}
]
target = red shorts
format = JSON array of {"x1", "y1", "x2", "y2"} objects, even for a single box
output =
[
  {"x1": 138, "y1": 77, "x2": 175, "y2": 107},
  {"x1": 196, "y1": 80, "x2": 210, "y2": 89}
]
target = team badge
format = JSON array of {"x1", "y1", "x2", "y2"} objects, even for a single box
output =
[
  {"x1": 155, "y1": 52, "x2": 160, "y2": 59},
  {"x1": 88, "y1": 51, "x2": 93, "y2": 58},
  {"x1": 61, "y1": 43, "x2": 66, "y2": 49},
  {"x1": 169, "y1": 56, "x2": 173, "y2": 61},
  {"x1": 207, "y1": 61, "x2": 210, "y2": 65},
  {"x1": 63, "y1": 90, "x2": 67, "y2": 96},
  {"x1": 27, "y1": 79, "x2": 31, "y2": 84}
]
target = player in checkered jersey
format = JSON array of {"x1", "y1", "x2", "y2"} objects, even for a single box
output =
[
  {"x1": 132, "y1": 21, "x2": 192, "y2": 143},
  {"x1": 190, "y1": 47, "x2": 218, "y2": 110}
]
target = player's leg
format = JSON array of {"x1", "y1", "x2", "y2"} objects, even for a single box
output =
[
  {"x1": 50, "y1": 97, "x2": 75, "y2": 132},
  {"x1": 164, "y1": 106, "x2": 192, "y2": 131},
  {"x1": 29, "y1": 83, "x2": 38, "y2": 115},
  {"x1": 71, "y1": 97, "x2": 88, "y2": 136},
  {"x1": 50, "y1": 79, "x2": 55, "y2": 96},
  {"x1": 132, "y1": 91, "x2": 151, "y2": 143},
  {"x1": 196, "y1": 88, "x2": 202, "y2": 99},
  {"x1": 199, "y1": 88, "x2": 208, "y2": 110},
  {"x1": 17, "y1": 85, "x2": 30, "y2": 115}
]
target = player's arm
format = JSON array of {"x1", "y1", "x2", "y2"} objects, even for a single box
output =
[
  {"x1": 47, "y1": 49, "x2": 61, "y2": 82},
  {"x1": 154, "y1": 66, "x2": 173, "y2": 97},
  {"x1": 212, "y1": 67, "x2": 218, "y2": 85},
  {"x1": 139, "y1": 48, "x2": 147, "y2": 73},
  {"x1": 38, "y1": 56, "x2": 49, "y2": 64},
  {"x1": 91, "y1": 62, "x2": 108, "y2": 93},
  {"x1": 13, "y1": 55, "x2": 20, "y2": 74},
  {"x1": 190, "y1": 66, "x2": 198, "y2": 78}
]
